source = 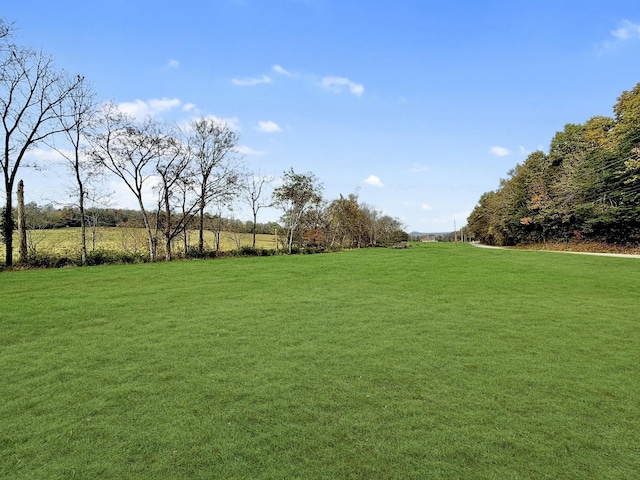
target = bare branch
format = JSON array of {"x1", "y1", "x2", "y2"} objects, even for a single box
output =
[{"x1": 1, "y1": 40, "x2": 83, "y2": 266}]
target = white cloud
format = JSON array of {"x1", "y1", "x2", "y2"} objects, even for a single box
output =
[
  {"x1": 421, "y1": 203, "x2": 433, "y2": 211},
  {"x1": 597, "y1": 20, "x2": 640, "y2": 54},
  {"x1": 320, "y1": 76, "x2": 364, "y2": 96},
  {"x1": 258, "y1": 120, "x2": 282, "y2": 133},
  {"x1": 611, "y1": 20, "x2": 640, "y2": 40},
  {"x1": 183, "y1": 103, "x2": 197, "y2": 112},
  {"x1": 273, "y1": 65, "x2": 293, "y2": 77},
  {"x1": 166, "y1": 59, "x2": 180, "y2": 69},
  {"x1": 489, "y1": 146, "x2": 511, "y2": 157},
  {"x1": 519, "y1": 145, "x2": 534, "y2": 156},
  {"x1": 232, "y1": 75, "x2": 272, "y2": 86},
  {"x1": 24, "y1": 147, "x2": 69, "y2": 164},
  {"x1": 203, "y1": 115, "x2": 241, "y2": 131},
  {"x1": 453, "y1": 210, "x2": 471, "y2": 223},
  {"x1": 108, "y1": 176, "x2": 162, "y2": 211},
  {"x1": 178, "y1": 115, "x2": 241, "y2": 134},
  {"x1": 25, "y1": 148, "x2": 73, "y2": 168},
  {"x1": 363, "y1": 175, "x2": 384, "y2": 187},
  {"x1": 411, "y1": 164, "x2": 430, "y2": 172},
  {"x1": 117, "y1": 98, "x2": 182, "y2": 119},
  {"x1": 235, "y1": 145, "x2": 267, "y2": 156}
]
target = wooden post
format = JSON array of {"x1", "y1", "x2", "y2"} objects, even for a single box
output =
[{"x1": 17, "y1": 180, "x2": 28, "y2": 265}]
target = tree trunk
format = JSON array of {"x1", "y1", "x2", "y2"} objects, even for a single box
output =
[
  {"x1": 198, "y1": 201, "x2": 205, "y2": 253},
  {"x1": 17, "y1": 180, "x2": 28, "y2": 265},
  {"x1": 183, "y1": 228, "x2": 188, "y2": 255},
  {"x1": 288, "y1": 227, "x2": 294, "y2": 254},
  {"x1": 164, "y1": 196, "x2": 172, "y2": 262},
  {"x1": 75, "y1": 144, "x2": 87, "y2": 266},
  {"x1": 252, "y1": 211, "x2": 257, "y2": 248},
  {"x1": 198, "y1": 207, "x2": 204, "y2": 253},
  {"x1": 3, "y1": 190, "x2": 13, "y2": 267},
  {"x1": 215, "y1": 215, "x2": 222, "y2": 253},
  {"x1": 138, "y1": 202, "x2": 156, "y2": 262},
  {"x1": 165, "y1": 235, "x2": 172, "y2": 261}
]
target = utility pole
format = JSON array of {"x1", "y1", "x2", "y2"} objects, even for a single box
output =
[{"x1": 454, "y1": 219, "x2": 457, "y2": 242}]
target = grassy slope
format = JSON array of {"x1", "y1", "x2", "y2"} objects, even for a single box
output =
[{"x1": 1, "y1": 243, "x2": 639, "y2": 479}]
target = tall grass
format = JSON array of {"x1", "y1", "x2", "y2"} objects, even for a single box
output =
[
  {"x1": 0, "y1": 227, "x2": 279, "y2": 265},
  {"x1": 1, "y1": 243, "x2": 639, "y2": 478}
]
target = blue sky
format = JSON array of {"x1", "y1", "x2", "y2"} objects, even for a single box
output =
[{"x1": 4, "y1": 0, "x2": 640, "y2": 232}]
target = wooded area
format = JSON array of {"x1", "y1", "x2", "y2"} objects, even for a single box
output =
[{"x1": 467, "y1": 82, "x2": 640, "y2": 246}]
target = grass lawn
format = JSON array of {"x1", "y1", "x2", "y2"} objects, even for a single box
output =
[{"x1": 1, "y1": 243, "x2": 639, "y2": 478}]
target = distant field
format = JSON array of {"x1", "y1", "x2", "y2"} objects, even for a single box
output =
[
  {"x1": 0, "y1": 227, "x2": 279, "y2": 261},
  {"x1": 1, "y1": 243, "x2": 639, "y2": 478}
]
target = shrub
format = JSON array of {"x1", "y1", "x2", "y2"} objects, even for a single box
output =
[
  {"x1": 183, "y1": 247, "x2": 219, "y2": 260},
  {"x1": 26, "y1": 253, "x2": 78, "y2": 268},
  {"x1": 303, "y1": 246, "x2": 326, "y2": 254},
  {"x1": 85, "y1": 249, "x2": 147, "y2": 266},
  {"x1": 239, "y1": 246, "x2": 258, "y2": 256}
]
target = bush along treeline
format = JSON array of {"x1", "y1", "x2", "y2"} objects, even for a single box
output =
[
  {"x1": 4, "y1": 189, "x2": 407, "y2": 269},
  {"x1": 467, "y1": 82, "x2": 640, "y2": 247},
  {"x1": 0, "y1": 19, "x2": 407, "y2": 268}
]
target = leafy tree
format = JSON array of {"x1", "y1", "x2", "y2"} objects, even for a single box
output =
[
  {"x1": 613, "y1": 83, "x2": 640, "y2": 153},
  {"x1": 272, "y1": 168, "x2": 323, "y2": 253},
  {"x1": 467, "y1": 191, "x2": 498, "y2": 245},
  {"x1": 468, "y1": 82, "x2": 640, "y2": 246},
  {"x1": 327, "y1": 193, "x2": 365, "y2": 247}
]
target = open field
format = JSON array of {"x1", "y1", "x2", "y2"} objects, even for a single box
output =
[
  {"x1": 1, "y1": 243, "x2": 639, "y2": 478},
  {"x1": 0, "y1": 227, "x2": 279, "y2": 262}
]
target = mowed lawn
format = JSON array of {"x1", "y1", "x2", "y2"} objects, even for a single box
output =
[{"x1": 1, "y1": 243, "x2": 639, "y2": 479}]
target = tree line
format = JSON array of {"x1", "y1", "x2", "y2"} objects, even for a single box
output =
[
  {"x1": 18, "y1": 202, "x2": 281, "y2": 234},
  {"x1": 467, "y1": 82, "x2": 640, "y2": 246},
  {"x1": 0, "y1": 19, "x2": 406, "y2": 267}
]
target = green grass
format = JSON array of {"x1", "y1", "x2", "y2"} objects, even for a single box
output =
[{"x1": 1, "y1": 243, "x2": 639, "y2": 478}]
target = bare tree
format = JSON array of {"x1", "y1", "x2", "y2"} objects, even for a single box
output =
[
  {"x1": 226, "y1": 224, "x2": 244, "y2": 250},
  {"x1": 52, "y1": 75, "x2": 96, "y2": 265},
  {"x1": 176, "y1": 176, "x2": 195, "y2": 254},
  {"x1": 209, "y1": 200, "x2": 235, "y2": 253},
  {"x1": 0, "y1": 18, "x2": 13, "y2": 44},
  {"x1": 243, "y1": 172, "x2": 273, "y2": 248},
  {"x1": 0, "y1": 42, "x2": 83, "y2": 266},
  {"x1": 85, "y1": 190, "x2": 113, "y2": 252},
  {"x1": 187, "y1": 117, "x2": 242, "y2": 254},
  {"x1": 153, "y1": 134, "x2": 199, "y2": 261},
  {"x1": 90, "y1": 103, "x2": 169, "y2": 262}
]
